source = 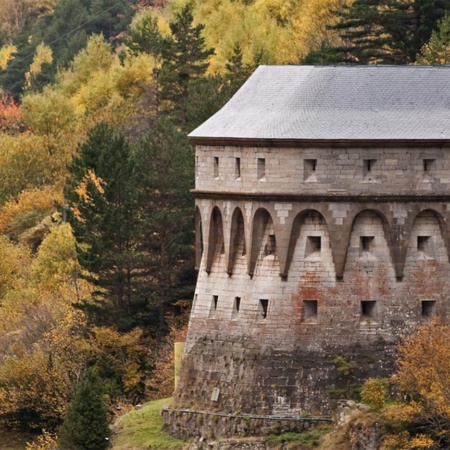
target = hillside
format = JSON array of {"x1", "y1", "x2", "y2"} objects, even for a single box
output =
[{"x1": 0, "y1": 0, "x2": 449, "y2": 447}]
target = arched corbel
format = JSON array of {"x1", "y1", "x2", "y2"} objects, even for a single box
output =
[
  {"x1": 328, "y1": 218, "x2": 353, "y2": 280},
  {"x1": 206, "y1": 207, "x2": 224, "y2": 274},
  {"x1": 226, "y1": 207, "x2": 246, "y2": 275}
]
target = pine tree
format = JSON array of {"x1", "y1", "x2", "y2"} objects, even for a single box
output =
[
  {"x1": 63, "y1": 123, "x2": 143, "y2": 330},
  {"x1": 58, "y1": 371, "x2": 111, "y2": 450},
  {"x1": 331, "y1": 0, "x2": 450, "y2": 64},
  {"x1": 134, "y1": 118, "x2": 195, "y2": 331},
  {"x1": 158, "y1": 4, "x2": 214, "y2": 127},
  {"x1": 417, "y1": 13, "x2": 450, "y2": 63}
]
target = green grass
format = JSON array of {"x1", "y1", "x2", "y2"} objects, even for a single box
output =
[
  {"x1": 265, "y1": 426, "x2": 333, "y2": 449},
  {"x1": 110, "y1": 398, "x2": 185, "y2": 450}
]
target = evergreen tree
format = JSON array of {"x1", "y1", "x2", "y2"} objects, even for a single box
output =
[
  {"x1": 134, "y1": 118, "x2": 195, "y2": 331},
  {"x1": 63, "y1": 123, "x2": 143, "y2": 330},
  {"x1": 417, "y1": 13, "x2": 450, "y2": 63},
  {"x1": 158, "y1": 4, "x2": 214, "y2": 127},
  {"x1": 331, "y1": 0, "x2": 450, "y2": 64},
  {"x1": 0, "y1": 27, "x2": 37, "y2": 99},
  {"x1": 58, "y1": 371, "x2": 111, "y2": 450}
]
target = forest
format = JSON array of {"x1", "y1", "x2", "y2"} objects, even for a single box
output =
[{"x1": 0, "y1": 0, "x2": 450, "y2": 448}]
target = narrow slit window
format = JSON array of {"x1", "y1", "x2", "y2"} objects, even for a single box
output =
[
  {"x1": 214, "y1": 156, "x2": 219, "y2": 178},
  {"x1": 304, "y1": 159, "x2": 317, "y2": 181},
  {"x1": 361, "y1": 300, "x2": 377, "y2": 320},
  {"x1": 421, "y1": 300, "x2": 436, "y2": 318},
  {"x1": 235, "y1": 157, "x2": 241, "y2": 179},
  {"x1": 303, "y1": 300, "x2": 318, "y2": 321},
  {"x1": 363, "y1": 159, "x2": 376, "y2": 178},
  {"x1": 232, "y1": 296, "x2": 241, "y2": 319},
  {"x1": 360, "y1": 236, "x2": 374, "y2": 255},
  {"x1": 257, "y1": 158, "x2": 266, "y2": 180},
  {"x1": 258, "y1": 299, "x2": 269, "y2": 320},
  {"x1": 209, "y1": 295, "x2": 219, "y2": 317},
  {"x1": 264, "y1": 234, "x2": 276, "y2": 256},
  {"x1": 305, "y1": 236, "x2": 321, "y2": 258}
]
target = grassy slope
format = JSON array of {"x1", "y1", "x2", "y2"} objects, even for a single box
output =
[
  {"x1": 110, "y1": 398, "x2": 185, "y2": 450},
  {"x1": 109, "y1": 397, "x2": 340, "y2": 450}
]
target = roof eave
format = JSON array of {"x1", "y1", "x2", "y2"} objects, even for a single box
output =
[{"x1": 188, "y1": 137, "x2": 450, "y2": 148}]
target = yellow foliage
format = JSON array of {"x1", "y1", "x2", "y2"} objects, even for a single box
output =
[
  {"x1": 291, "y1": 0, "x2": 353, "y2": 58},
  {"x1": 0, "y1": 236, "x2": 30, "y2": 299},
  {"x1": 58, "y1": 35, "x2": 114, "y2": 97},
  {"x1": 0, "y1": 185, "x2": 62, "y2": 237},
  {"x1": 31, "y1": 223, "x2": 79, "y2": 290},
  {"x1": 25, "y1": 43, "x2": 53, "y2": 89},
  {"x1": 0, "y1": 133, "x2": 64, "y2": 203},
  {"x1": 382, "y1": 321, "x2": 450, "y2": 447},
  {"x1": 382, "y1": 431, "x2": 435, "y2": 450},
  {"x1": 26, "y1": 430, "x2": 58, "y2": 450},
  {"x1": 0, "y1": 44, "x2": 16, "y2": 70},
  {"x1": 89, "y1": 326, "x2": 150, "y2": 397},
  {"x1": 22, "y1": 88, "x2": 75, "y2": 138},
  {"x1": 0, "y1": 345, "x2": 72, "y2": 429},
  {"x1": 360, "y1": 377, "x2": 389, "y2": 409}
]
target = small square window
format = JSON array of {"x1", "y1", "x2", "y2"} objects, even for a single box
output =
[
  {"x1": 209, "y1": 295, "x2": 219, "y2": 318},
  {"x1": 303, "y1": 300, "x2": 318, "y2": 321},
  {"x1": 305, "y1": 236, "x2": 321, "y2": 258},
  {"x1": 423, "y1": 159, "x2": 435, "y2": 173},
  {"x1": 361, "y1": 300, "x2": 377, "y2": 320},
  {"x1": 235, "y1": 157, "x2": 241, "y2": 179},
  {"x1": 213, "y1": 157, "x2": 219, "y2": 178},
  {"x1": 257, "y1": 299, "x2": 269, "y2": 320},
  {"x1": 257, "y1": 158, "x2": 266, "y2": 180},
  {"x1": 418, "y1": 236, "x2": 431, "y2": 252},
  {"x1": 232, "y1": 296, "x2": 241, "y2": 319},
  {"x1": 422, "y1": 300, "x2": 436, "y2": 318},
  {"x1": 304, "y1": 159, "x2": 317, "y2": 181},
  {"x1": 360, "y1": 236, "x2": 374, "y2": 255}
]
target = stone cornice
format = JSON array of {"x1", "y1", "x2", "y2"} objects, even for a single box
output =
[{"x1": 192, "y1": 190, "x2": 450, "y2": 203}]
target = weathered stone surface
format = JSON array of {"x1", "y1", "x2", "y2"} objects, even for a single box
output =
[{"x1": 167, "y1": 68, "x2": 450, "y2": 439}]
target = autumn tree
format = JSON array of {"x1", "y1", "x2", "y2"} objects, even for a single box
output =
[{"x1": 384, "y1": 321, "x2": 450, "y2": 449}]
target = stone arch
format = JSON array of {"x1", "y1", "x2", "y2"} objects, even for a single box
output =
[
  {"x1": 206, "y1": 206, "x2": 225, "y2": 273},
  {"x1": 343, "y1": 209, "x2": 395, "y2": 278},
  {"x1": 249, "y1": 208, "x2": 277, "y2": 276},
  {"x1": 227, "y1": 207, "x2": 246, "y2": 275},
  {"x1": 195, "y1": 206, "x2": 203, "y2": 270},
  {"x1": 285, "y1": 209, "x2": 331, "y2": 276},
  {"x1": 406, "y1": 209, "x2": 450, "y2": 264}
]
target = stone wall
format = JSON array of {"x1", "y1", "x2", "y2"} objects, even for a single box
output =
[
  {"x1": 162, "y1": 407, "x2": 332, "y2": 440},
  {"x1": 166, "y1": 143, "x2": 450, "y2": 438},
  {"x1": 195, "y1": 145, "x2": 449, "y2": 196}
]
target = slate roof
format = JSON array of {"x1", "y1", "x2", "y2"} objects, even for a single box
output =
[{"x1": 189, "y1": 65, "x2": 450, "y2": 142}]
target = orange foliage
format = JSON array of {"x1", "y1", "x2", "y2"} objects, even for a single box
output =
[
  {"x1": 383, "y1": 320, "x2": 450, "y2": 448},
  {"x1": 0, "y1": 94, "x2": 24, "y2": 135}
]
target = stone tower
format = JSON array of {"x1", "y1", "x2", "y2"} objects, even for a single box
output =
[{"x1": 165, "y1": 66, "x2": 450, "y2": 437}]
